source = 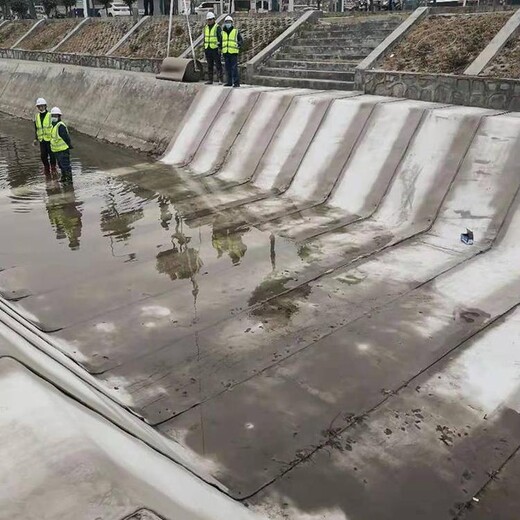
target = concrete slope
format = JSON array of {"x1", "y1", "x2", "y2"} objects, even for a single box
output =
[
  {"x1": 161, "y1": 86, "x2": 231, "y2": 167},
  {"x1": 261, "y1": 98, "x2": 438, "y2": 241},
  {"x1": 221, "y1": 95, "x2": 390, "y2": 226},
  {"x1": 187, "y1": 87, "x2": 271, "y2": 177},
  {"x1": 93, "y1": 110, "x2": 520, "y2": 429},
  {"x1": 158, "y1": 192, "x2": 520, "y2": 499},
  {"x1": 215, "y1": 89, "x2": 313, "y2": 184},
  {"x1": 170, "y1": 91, "x2": 358, "y2": 221},
  {"x1": 251, "y1": 305, "x2": 520, "y2": 519}
]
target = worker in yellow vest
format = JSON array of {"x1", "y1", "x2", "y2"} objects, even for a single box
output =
[
  {"x1": 34, "y1": 97, "x2": 57, "y2": 177},
  {"x1": 204, "y1": 12, "x2": 223, "y2": 85},
  {"x1": 50, "y1": 107, "x2": 74, "y2": 184},
  {"x1": 221, "y1": 15, "x2": 243, "y2": 88}
]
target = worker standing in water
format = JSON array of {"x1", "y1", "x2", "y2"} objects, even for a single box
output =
[
  {"x1": 50, "y1": 107, "x2": 73, "y2": 184},
  {"x1": 34, "y1": 98, "x2": 57, "y2": 177},
  {"x1": 204, "y1": 12, "x2": 223, "y2": 85},
  {"x1": 221, "y1": 15, "x2": 243, "y2": 88}
]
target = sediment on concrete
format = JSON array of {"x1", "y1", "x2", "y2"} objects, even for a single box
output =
[{"x1": 0, "y1": 59, "x2": 200, "y2": 153}]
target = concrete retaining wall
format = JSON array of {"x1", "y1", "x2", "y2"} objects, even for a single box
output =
[
  {"x1": 359, "y1": 69, "x2": 520, "y2": 111},
  {"x1": 0, "y1": 59, "x2": 200, "y2": 154}
]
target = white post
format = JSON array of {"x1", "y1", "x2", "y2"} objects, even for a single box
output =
[
  {"x1": 288, "y1": 0, "x2": 294, "y2": 11},
  {"x1": 167, "y1": 0, "x2": 174, "y2": 56},
  {"x1": 83, "y1": 0, "x2": 89, "y2": 17}
]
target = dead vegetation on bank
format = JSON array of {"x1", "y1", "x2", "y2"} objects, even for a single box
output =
[
  {"x1": 483, "y1": 34, "x2": 520, "y2": 78},
  {"x1": 380, "y1": 12, "x2": 511, "y2": 75}
]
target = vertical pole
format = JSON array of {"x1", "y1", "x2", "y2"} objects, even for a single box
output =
[{"x1": 167, "y1": 0, "x2": 174, "y2": 57}]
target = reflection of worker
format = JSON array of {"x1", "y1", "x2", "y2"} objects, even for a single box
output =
[
  {"x1": 50, "y1": 107, "x2": 73, "y2": 184},
  {"x1": 221, "y1": 15, "x2": 243, "y2": 88},
  {"x1": 45, "y1": 179, "x2": 83, "y2": 251},
  {"x1": 204, "y1": 12, "x2": 223, "y2": 85},
  {"x1": 33, "y1": 97, "x2": 57, "y2": 177},
  {"x1": 212, "y1": 222, "x2": 248, "y2": 265}
]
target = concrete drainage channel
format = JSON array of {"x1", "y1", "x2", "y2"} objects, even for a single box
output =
[
  {"x1": 0, "y1": 298, "x2": 260, "y2": 520},
  {"x1": 2, "y1": 59, "x2": 520, "y2": 519}
]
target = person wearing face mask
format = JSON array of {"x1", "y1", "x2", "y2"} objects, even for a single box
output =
[
  {"x1": 49, "y1": 107, "x2": 74, "y2": 184},
  {"x1": 204, "y1": 12, "x2": 223, "y2": 85},
  {"x1": 34, "y1": 98, "x2": 58, "y2": 177},
  {"x1": 221, "y1": 15, "x2": 243, "y2": 88}
]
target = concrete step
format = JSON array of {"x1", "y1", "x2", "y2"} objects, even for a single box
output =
[
  {"x1": 259, "y1": 66, "x2": 355, "y2": 82},
  {"x1": 266, "y1": 59, "x2": 360, "y2": 71},
  {"x1": 252, "y1": 74, "x2": 355, "y2": 91},
  {"x1": 284, "y1": 44, "x2": 376, "y2": 53},
  {"x1": 276, "y1": 50, "x2": 370, "y2": 61},
  {"x1": 290, "y1": 36, "x2": 387, "y2": 47},
  {"x1": 299, "y1": 27, "x2": 397, "y2": 37}
]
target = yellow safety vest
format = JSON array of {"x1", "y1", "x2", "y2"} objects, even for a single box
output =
[
  {"x1": 35, "y1": 112, "x2": 52, "y2": 142},
  {"x1": 50, "y1": 122, "x2": 69, "y2": 153},
  {"x1": 204, "y1": 24, "x2": 219, "y2": 50},
  {"x1": 222, "y1": 28, "x2": 239, "y2": 55}
]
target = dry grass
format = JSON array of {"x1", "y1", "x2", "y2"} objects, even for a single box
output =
[
  {"x1": 483, "y1": 34, "x2": 520, "y2": 79},
  {"x1": 0, "y1": 20, "x2": 34, "y2": 49},
  {"x1": 59, "y1": 19, "x2": 135, "y2": 55},
  {"x1": 20, "y1": 20, "x2": 79, "y2": 51},
  {"x1": 381, "y1": 12, "x2": 511, "y2": 75}
]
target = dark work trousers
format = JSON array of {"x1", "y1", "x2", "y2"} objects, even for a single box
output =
[
  {"x1": 55, "y1": 150, "x2": 72, "y2": 182},
  {"x1": 205, "y1": 48, "x2": 223, "y2": 83},
  {"x1": 144, "y1": 0, "x2": 154, "y2": 15},
  {"x1": 223, "y1": 53, "x2": 240, "y2": 86},
  {"x1": 40, "y1": 140, "x2": 56, "y2": 168}
]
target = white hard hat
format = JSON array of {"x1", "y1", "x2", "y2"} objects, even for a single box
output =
[
  {"x1": 225, "y1": 15, "x2": 233, "y2": 21},
  {"x1": 50, "y1": 106, "x2": 62, "y2": 116},
  {"x1": 206, "y1": 11, "x2": 215, "y2": 19},
  {"x1": 36, "y1": 98, "x2": 47, "y2": 106}
]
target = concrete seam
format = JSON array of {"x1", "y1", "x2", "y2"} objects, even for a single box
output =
[
  {"x1": 96, "y1": 76, "x2": 132, "y2": 139},
  {"x1": 182, "y1": 88, "x2": 233, "y2": 169},
  {"x1": 10, "y1": 19, "x2": 44, "y2": 50},
  {"x1": 199, "y1": 88, "x2": 268, "y2": 178}
]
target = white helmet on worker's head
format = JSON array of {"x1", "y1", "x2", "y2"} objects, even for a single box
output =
[
  {"x1": 50, "y1": 107, "x2": 62, "y2": 116},
  {"x1": 36, "y1": 97, "x2": 47, "y2": 107},
  {"x1": 224, "y1": 15, "x2": 233, "y2": 22},
  {"x1": 206, "y1": 11, "x2": 216, "y2": 19}
]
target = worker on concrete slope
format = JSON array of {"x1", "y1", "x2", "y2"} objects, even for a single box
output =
[
  {"x1": 221, "y1": 15, "x2": 243, "y2": 88},
  {"x1": 34, "y1": 98, "x2": 57, "y2": 177},
  {"x1": 49, "y1": 107, "x2": 73, "y2": 184},
  {"x1": 204, "y1": 12, "x2": 223, "y2": 85}
]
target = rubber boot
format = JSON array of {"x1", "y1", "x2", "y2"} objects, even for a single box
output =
[
  {"x1": 43, "y1": 165, "x2": 51, "y2": 177},
  {"x1": 50, "y1": 166, "x2": 58, "y2": 178}
]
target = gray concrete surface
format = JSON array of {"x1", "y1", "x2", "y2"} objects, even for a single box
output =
[
  {"x1": 0, "y1": 59, "x2": 200, "y2": 153},
  {"x1": 1, "y1": 83, "x2": 520, "y2": 519}
]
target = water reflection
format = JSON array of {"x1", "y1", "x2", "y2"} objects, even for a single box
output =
[
  {"x1": 211, "y1": 215, "x2": 248, "y2": 266},
  {"x1": 45, "y1": 179, "x2": 83, "y2": 251},
  {"x1": 156, "y1": 214, "x2": 203, "y2": 305}
]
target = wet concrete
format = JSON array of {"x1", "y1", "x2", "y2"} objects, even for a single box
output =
[{"x1": 2, "y1": 90, "x2": 520, "y2": 519}]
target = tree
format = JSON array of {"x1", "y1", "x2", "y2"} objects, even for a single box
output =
[
  {"x1": 42, "y1": 0, "x2": 57, "y2": 16},
  {"x1": 98, "y1": 0, "x2": 111, "y2": 15},
  {"x1": 122, "y1": 0, "x2": 134, "y2": 13},
  {"x1": 61, "y1": 0, "x2": 75, "y2": 14},
  {"x1": 10, "y1": 0, "x2": 29, "y2": 17}
]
